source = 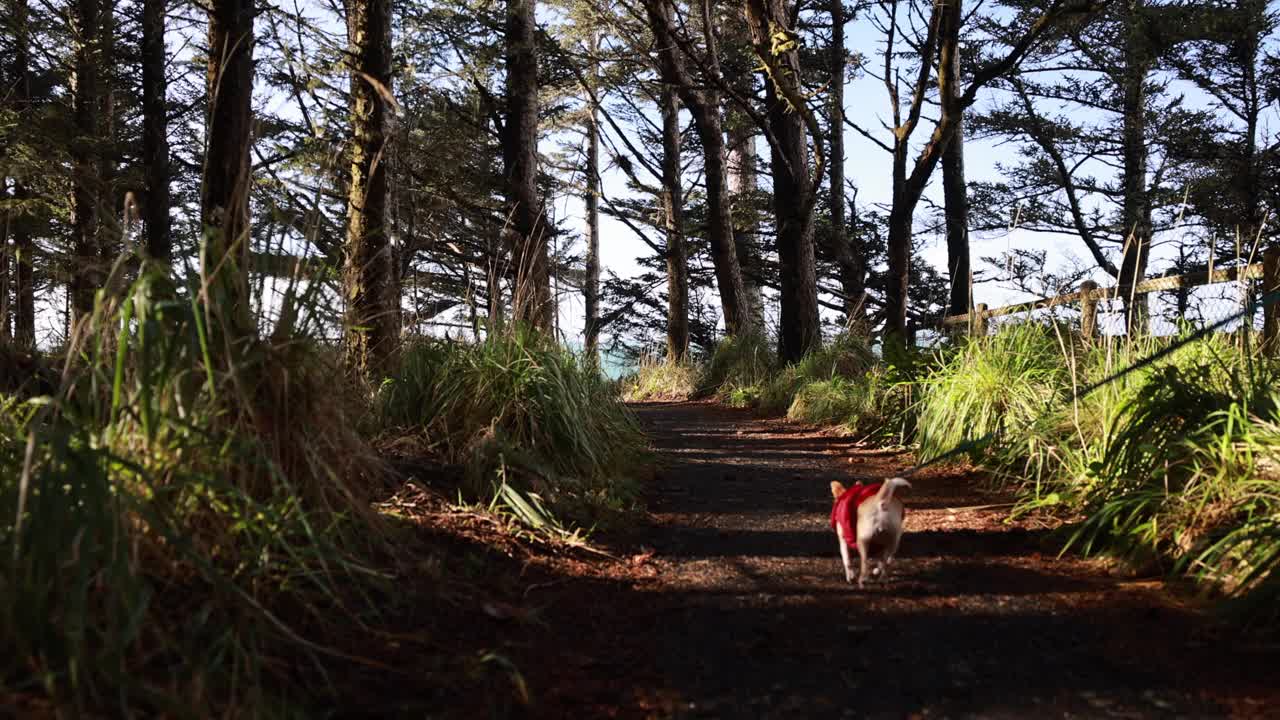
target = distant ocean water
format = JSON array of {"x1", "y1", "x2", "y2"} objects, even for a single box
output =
[{"x1": 564, "y1": 341, "x2": 633, "y2": 380}]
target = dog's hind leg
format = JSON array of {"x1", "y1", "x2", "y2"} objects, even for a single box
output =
[
  {"x1": 885, "y1": 527, "x2": 903, "y2": 568},
  {"x1": 857, "y1": 543, "x2": 869, "y2": 589},
  {"x1": 837, "y1": 527, "x2": 855, "y2": 583}
]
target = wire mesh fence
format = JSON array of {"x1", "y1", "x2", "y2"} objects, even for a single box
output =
[{"x1": 945, "y1": 252, "x2": 1280, "y2": 347}]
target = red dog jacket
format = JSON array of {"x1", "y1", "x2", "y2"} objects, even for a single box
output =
[{"x1": 830, "y1": 482, "x2": 883, "y2": 549}]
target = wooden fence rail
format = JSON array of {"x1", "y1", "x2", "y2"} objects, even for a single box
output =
[{"x1": 941, "y1": 246, "x2": 1280, "y2": 354}]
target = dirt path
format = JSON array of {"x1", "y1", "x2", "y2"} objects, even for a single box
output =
[{"x1": 534, "y1": 400, "x2": 1280, "y2": 719}]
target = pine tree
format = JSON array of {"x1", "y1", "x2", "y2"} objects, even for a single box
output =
[
  {"x1": 343, "y1": 0, "x2": 399, "y2": 374},
  {"x1": 641, "y1": 0, "x2": 751, "y2": 336},
  {"x1": 503, "y1": 0, "x2": 554, "y2": 330},
  {"x1": 743, "y1": 0, "x2": 823, "y2": 361},
  {"x1": 202, "y1": 0, "x2": 255, "y2": 336}
]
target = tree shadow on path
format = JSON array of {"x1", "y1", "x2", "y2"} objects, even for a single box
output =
[{"x1": 585, "y1": 401, "x2": 1280, "y2": 719}]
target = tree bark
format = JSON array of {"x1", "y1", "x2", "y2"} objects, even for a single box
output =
[
  {"x1": 744, "y1": 0, "x2": 820, "y2": 361},
  {"x1": 99, "y1": 0, "x2": 119, "y2": 268},
  {"x1": 881, "y1": 0, "x2": 1077, "y2": 346},
  {"x1": 941, "y1": 119, "x2": 970, "y2": 318},
  {"x1": 940, "y1": 0, "x2": 970, "y2": 319},
  {"x1": 641, "y1": 0, "x2": 749, "y2": 336},
  {"x1": 503, "y1": 0, "x2": 553, "y2": 331},
  {"x1": 1233, "y1": 4, "x2": 1265, "y2": 252},
  {"x1": 70, "y1": 0, "x2": 105, "y2": 326},
  {"x1": 659, "y1": 86, "x2": 690, "y2": 361},
  {"x1": 724, "y1": 10, "x2": 765, "y2": 335},
  {"x1": 1117, "y1": 0, "x2": 1151, "y2": 335},
  {"x1": 343, "y1": 0, "x2": 398, "y2": 375},
  {"x1": 1, "y1": 178, "x2": 9, "y2": 344},
  {"x1": 13, "y1": 203, "x2": 33, "y2": 347},
  {"x1": 728, "y1": 125, "x2": 765, "y2": 334},
  {"x1": 142, "y1": 0, "x2": 171, "y2": 262},
  {"x1": 828, "y1": 0, "x2": 864, "y2": 325},
  {"x1": 202, "y1": 0, "x2": 256, "y2": 336},
  {"x1": 10, "y1": 0, "x2": 34, "y2": 347},
  {"x1": 583, "y1": 33, "x2": 601, "y2": 356}
]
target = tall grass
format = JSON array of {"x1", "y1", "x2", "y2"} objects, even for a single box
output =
[
  {"x1": 0, "y1": 265, "x2": 389, "y2": 714},
  {"x1": 697, "y1": 334, "x2": 777, "y2": 406},
  {"x1": 378, "y1": 329, "x2": 647, "y2": 528},
  {"x1": 915, "y1": 322, "x2": 1068, "y2": 462},
  {"x1": 916, "y1": 320, "x2": 1280, "y2": 625},
  {"x1": 785, "y1": 368, "x2": 909, "y2": 439},
  {"x1": 758, "y1": 332, "x2": 875, "y2": 414},
  {"x1": 621, "y1": 355, "x2": 698, "y2": 402}
]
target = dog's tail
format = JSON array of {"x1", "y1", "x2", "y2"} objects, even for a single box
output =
[
  {"x1": 875, "y1": 477, "x2": 911, "y2": 506},
  {"x1": 830, "y1": 481, "x2": 847, "y2": 500}
]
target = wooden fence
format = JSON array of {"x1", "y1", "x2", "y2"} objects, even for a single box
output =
[{"x1": 941, "y1": 246, "x2": 1280, "y2": 353}]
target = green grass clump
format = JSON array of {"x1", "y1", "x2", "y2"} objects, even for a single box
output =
[
  {"x1": 787, "y1": 377, "x2": 863, "y2": 426},
  {"x1": 786, "y1": 368, "x2": 911, "y2": 440},
  {"x1": 697, "y1": 334, "x2": 777, "y2": 403},
  {"x1": 795, "y1": 331, "x2": 876, "y2": 380},
  {"x1": 621, "y1": 356, "x2": 698, "y2": 401},
  {"x1": 379, "y1": 329, "x2": 648, "y2": 528},
  {"x1": 916, "y1": 322, "x2": 1069, "y2": 463},
  {"x1": 1062, "y1": 349, "x2": 1278, "y2": 553},
  {"x1": 1042, "y1": 348, "x2": 1280, "y2": 626},
  {"x1": 759, "y1": 332, "x2": 875, "y2": 414},
  {"x1": 1182, "y1": 402, "x2": 1280, "y2": 625},
  {"x1": 928, "y1": 319, "x2": 1280, "y2": 626},
  {"x1": 0, "y1": 266, "x2": 387, "y2": 715}
]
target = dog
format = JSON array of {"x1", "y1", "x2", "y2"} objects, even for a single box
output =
[{"x1": 829, "y1": 478, "x2": 910, "y2": 587}]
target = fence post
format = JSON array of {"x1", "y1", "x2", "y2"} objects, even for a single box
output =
[
  {"x1": 972, "y1": 303, "x2": 988, "y2": 338},
  {"x1": 1264, "y1": 246, "x2": 1280, "y2": 356},
  {"x1": 1079, "y1": 280, "x2": 1099, "y2": 342}
]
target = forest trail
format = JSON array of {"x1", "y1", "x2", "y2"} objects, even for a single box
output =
[{"x1": 534, "y1": 400, "x2": 1280, "y2": 719}]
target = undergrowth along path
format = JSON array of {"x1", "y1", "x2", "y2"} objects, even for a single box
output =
[{"x1": 581, "y1": 400, "x2": 1280, "y2": 719}]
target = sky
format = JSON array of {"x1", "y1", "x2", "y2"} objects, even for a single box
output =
[
  {"x1": 26, "y1": 1, "x2": 1271, "y2": 350},
  {"x1": 551, "y1": 11, "x2": 1059, "y2": 343},
  {"x1": 551, "y1": 6, "x2": 1280, "y2": 347}
]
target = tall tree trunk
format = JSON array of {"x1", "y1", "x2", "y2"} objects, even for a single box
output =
[
  {"x1": 14, "y1": 204, "x2": 33, "y2": 347},
  {"x1": 10, "y1": 0, "x2": 34, "y2": 347},
  {"x1": 1235, "y1": 7, "x2": 1263, "y2": 251},
  {"x1": 503, "y1": 0, "x2": 553, "y2": 331},
  {"x1": 70, "y1": 0, "x2": 104, "y2": 326},
  {"x1": 343, "y1": 0, "x2": 398, "y2": 375},
  {"x1": 828, "y1": 0, "x2": 847, "y2": 304},
  {"x1": 487, "y1": 238, "x2": 504, "y2": 333},
  {"x1": 828, "y1": 0, "x2": 864, "y2": 326},
  {"x1": 641, "y1": 0, "x2": 749, "y2": 336},
  {"x1": 583, "y1": 33, "x2": 601, "y2": 356},
  {"x1": 724, "y1": 10, "x2": 764, "y2": 335},
  {"x1": 940, "y1": 0, "x2": 970, "y2": 319},
  {"x1": 99, "y1": 0, "x2": 120, "y2": 268},
  {"x1": 202, "y1": 0, "x2": 255, "y2": 336},
  {"x1": 660, "y1": 86, "x2": 690, "y2": 361},
  {"x1": 942, "y1": 120, "x2": 970, "y2": 318},
  {"x1": 728, "y1": 126, "x2": 764, "y2": 334},
  {"x1": 884, "y1": 192, "x2": 912, "y2": 346},
  {"x1": 882, "y1": 0, "x2": 944, "y2": 347},
  {"x1": 142, "y1": 0, "x2": 171, "y2": 262},
  {"x1": 698, "y1": 106, "x2": 751, "y2": 337},
  {"x1": 1, "y1": 178, "x2": 9, "y2": 344},
  {"x1": 1117, "y1": 0, "x2": 1151, "y2": 335},
  {"x1": 744, "y1": 0, "x2": 821, "y2": 361},
  {"x1": 880, "y1": 0, "x2": 1071, "y2": 346},
  {"x1": 765, "y1": 93, "x2": 820, "y2": 362}
]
